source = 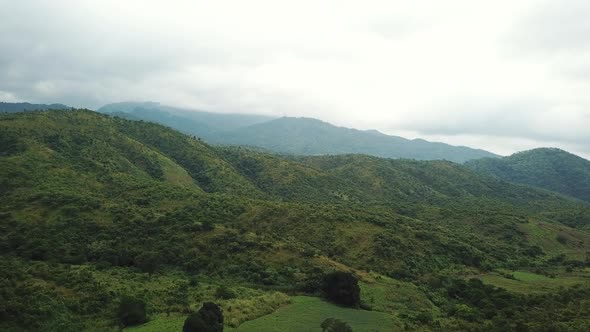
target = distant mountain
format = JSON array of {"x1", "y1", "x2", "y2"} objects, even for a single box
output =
[
  {"x1": 98, "y1": 102, "x2": 275, "y2": 137},
  {"x1": 0, "y1": 102, "x2": 70, "y2": 112},
  {"x1": 99, "y1": 102, "x2": 499, "y2": 163},
  {"x1": 208, "y1": 117, "x2": 500, "y2": 163},
  {"x1": 465, "y1": 148, "x2": 590, "y2": 202}
]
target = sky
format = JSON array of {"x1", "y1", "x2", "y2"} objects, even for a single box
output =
[{"x1": 1, "y1": 0, "x2": 589, "y2": 158}]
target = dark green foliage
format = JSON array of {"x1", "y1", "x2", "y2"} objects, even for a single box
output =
[
  {"x1": 118, "y1": 297, "x2": 147, "y2": 327},
  {"x1": 466, "y1": 148, "x2": 590, "y2": 203},
  {"x1": 431, "y1": 277, "x2": 590, "y2": 331},
  {"x1": 183, "y1": 313, "x2": 209, "y2": 332},
  {"x1": 134, "y1": 251, "x2": 161, "y2": 275},
  {"x1": 321, "y1": 317, "x2": 353, "y2": 332},
  {"x1": 322, "y1": 272, "x2": 361, "y2": 307},
  {"x1": 183, "y1": 302, "x2": 223, "y2": 332}
]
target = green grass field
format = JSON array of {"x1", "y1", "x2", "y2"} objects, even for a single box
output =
[
  {"x1": 235, "y1": 296, "x2": 399, "y2": 332},
  {"x1": 359, "y1": 275, "x2": 438, "y2": 316},
  {"x1": 477, "y1": 270, "x2": 590, "y2": 294},
  {"x1": 126, "y1": 314, "x2": 185, "y2": 332},
  {"x1": 126, "y1": 296, "x2": 400, "y2": 332}
]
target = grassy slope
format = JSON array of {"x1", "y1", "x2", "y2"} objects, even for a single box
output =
[
  {"x1": 476, "y1": 270, "x2": 590, "y2": 294},
  {"x1": 127, "y1": 297, "x2": 399, "y2": 332},
  {"x1": 238, "y1": 296, "x2": 399, "y2": 332}
]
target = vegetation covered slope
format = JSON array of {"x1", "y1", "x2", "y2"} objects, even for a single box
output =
[
  {"x1": 98, "y1": 102, "x2": 499, "y2": 162},
  {"x1": 466, "y1": 148, "x2": 590, "y2": 203},
  {"x1": 1, "y1": 110, "x2": 589, "y2": 331}
]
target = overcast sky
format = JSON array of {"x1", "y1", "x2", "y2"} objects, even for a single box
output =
[{"x1": 1, "y1": 1, "x2": 589, "y2": 158}]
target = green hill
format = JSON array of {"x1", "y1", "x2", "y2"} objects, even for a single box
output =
[
  {"x1": 1, "y1": 110, "x2": 589, "y2": 331},
  {"x1": 466, "y1": 148, "x2": 590, "y2": 203},
  {"x1": 98, "y1": 102, "x2": 499, "y2": 162}
]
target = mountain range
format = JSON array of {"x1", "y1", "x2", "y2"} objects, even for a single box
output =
[
  {"x1": 98, "y1": 102, "x2": 499, "y2": 163},
  {"x1": 1, "y1": 109, "x2": 589, "y2": 331}
]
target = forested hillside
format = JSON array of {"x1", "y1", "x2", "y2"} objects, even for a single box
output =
[
  {"x1": 99, "y1": 102, "x2": 499, "y2": 163},
  {"x1": 466, "y1": 148, "x2": 590, "y2": 203},
  {"x1": 1, "y1": 110, "x2": 589, "y2": 331}
]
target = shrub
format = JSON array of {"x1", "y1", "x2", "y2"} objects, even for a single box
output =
[
  {"x1": 322, "y1": 271, "x2": 360, "y2": 307},
  {"x1": 183, "y1": 302, "x2": 223, "y2": 332},
  {"x1": 118, "y1": 297, "x2": 147, "y2": 327}
]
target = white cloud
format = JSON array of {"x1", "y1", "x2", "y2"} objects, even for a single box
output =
[{"x1": 0, "y1": 0, "x2": 589, "y2": 156}]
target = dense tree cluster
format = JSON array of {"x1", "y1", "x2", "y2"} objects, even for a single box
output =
[
  {"x1": 322, "y1": 272, "x2": 360, "y2": 308},
  {"x1": 118, "y1": 297, "x2": 147, "y2": 327},
  {"x1": 183, "y1": 302, "x2": 223, "y2": 332}
]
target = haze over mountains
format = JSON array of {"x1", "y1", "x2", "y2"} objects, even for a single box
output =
[{"x1": 98, "y1": 102, "x2": 499, "y2": 163}]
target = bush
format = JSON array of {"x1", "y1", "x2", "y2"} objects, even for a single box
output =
[
  {"x1": 322, "y1": 271, "x2": 360, "y2": 307},
  {"x1": 183, "y1": 302, "x2": 223, "y2": 332},
  {"x1": 118, "y1": 297, "x2": 147, "y2": 327}
]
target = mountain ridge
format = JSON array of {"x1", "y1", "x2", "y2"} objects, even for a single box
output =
[{"x1": 98, "y1": 102, "x2": 500, "y2": 162}]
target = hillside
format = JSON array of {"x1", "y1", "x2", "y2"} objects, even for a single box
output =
[
  {"x1": 466, "y1": 148, "x2": 590, "y2": 203},
  {"x1": 98, "y1": 102, "x2": 499, "y2": 162},
  {"x1": 1, "y1": 110, "x2": 589, "y2": 331},
  {"x1": 0, "y1": 102, "x2": 70, "y2": 113}
]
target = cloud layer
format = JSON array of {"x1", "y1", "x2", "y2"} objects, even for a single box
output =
[{"x1": 1, "y1": 0, "x2": 589, "y2": 157}]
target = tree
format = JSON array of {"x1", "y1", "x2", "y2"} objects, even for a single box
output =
[
  {"x1": 118, "y1": 297, "x2": 147, "y2": 327},
  {"x1": 322, "y1": 271, "x2": 360, "y2": 307},
  {"x1": 183, "y1": 314, "x2": 208, "y2": 332},
  {"x1": 183, "y1": 302, "x2": 223, "y2": 332}
]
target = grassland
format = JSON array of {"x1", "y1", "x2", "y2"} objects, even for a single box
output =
[
  {"x1": 127, "y1": 296, "x2": 399, "y2": 332},
  {"x1": 359, "y1": 275, "x2": 438, "y2": 316},
  {"x1": 236, "y1": 296, "x2": 399, "y2": 332},
  {"x1": 476, "y1": 269, "x2": 590, "y2": 294}
]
